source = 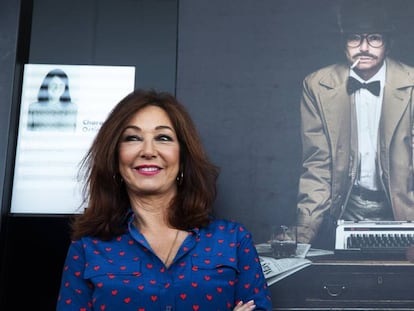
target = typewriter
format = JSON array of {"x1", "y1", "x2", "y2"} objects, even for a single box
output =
[{"x1": 335, "y1": 220, "x2": 414, "y2": 260}]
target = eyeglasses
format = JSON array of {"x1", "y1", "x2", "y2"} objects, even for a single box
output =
[{"x1": 346, "y1": 33, "x2": 385, "y2": 48}]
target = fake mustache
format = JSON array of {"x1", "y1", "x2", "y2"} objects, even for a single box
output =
[{"x1": 354, "y1": 53, "x2": 378, "y2": 59}]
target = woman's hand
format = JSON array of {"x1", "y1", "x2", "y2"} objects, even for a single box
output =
[{"x1": 233, "y1": 300, "x2": 256, "y2": 311}]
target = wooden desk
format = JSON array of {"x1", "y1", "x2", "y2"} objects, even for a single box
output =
[{"x1": 269, "y1": 257, "x2": 414, "y2": 310}]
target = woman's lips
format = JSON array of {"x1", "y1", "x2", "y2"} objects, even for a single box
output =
[{"x1": 136, "y1": 165, "x2": 161, "y2": 176}]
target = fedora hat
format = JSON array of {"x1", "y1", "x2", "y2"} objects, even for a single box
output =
[{"x1": 338, "y1": 0, "x2": 395, "y2": 34}]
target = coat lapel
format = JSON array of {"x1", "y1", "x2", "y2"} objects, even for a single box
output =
[
  {"x1": 380, "y1": 58, "x2": 414, "y2": 149},
  {"x1": 318, "y1": 65, "x2": 352, "y2": 152}
]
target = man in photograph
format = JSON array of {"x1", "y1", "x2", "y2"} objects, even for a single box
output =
[{"x1": 296, "y1": 0, "x2": 414, "y2": 248}]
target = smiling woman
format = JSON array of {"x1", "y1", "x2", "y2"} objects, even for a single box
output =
[
  {"x1": 56, "y1": 89, "x2": 272, "y2": 311},
  {"x1": 118, "y1": 105, "x2": 181, "y2": 198}
]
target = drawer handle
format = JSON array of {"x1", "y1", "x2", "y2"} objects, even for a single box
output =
[{"x1": 323, "y1": 284, "x2": 346, "y2": 297}]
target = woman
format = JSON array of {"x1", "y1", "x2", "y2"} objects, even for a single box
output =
[
  {"x1": 27, "y1": 68, "x2": 77, "y2": 131},
  {"x1": 56, "y1": 89, "x2": 272, "y2": 310}
]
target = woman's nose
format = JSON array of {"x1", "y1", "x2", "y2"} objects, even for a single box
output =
[{"x1": 140, "y1": 140, "x2": 156, "y2": 158}]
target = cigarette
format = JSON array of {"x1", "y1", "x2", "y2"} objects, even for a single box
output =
[{"x1": 351, "y1": 58, "x2": 360, "y2": 69}]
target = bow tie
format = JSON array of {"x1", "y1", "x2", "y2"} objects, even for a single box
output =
[{"x1": 346, "y1": 76, "x2": 381, "y2": 96}]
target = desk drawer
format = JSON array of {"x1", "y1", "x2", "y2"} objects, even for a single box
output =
[
  {"x1": 270, "y1": 262, "x2": 414, "y2": 309},
  {"x1": 312, "y1": 270, "x2": 414, "y2": 301}
]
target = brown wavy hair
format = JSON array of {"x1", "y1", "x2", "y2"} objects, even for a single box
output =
[{"x1": 70, "y1": 89, "x2": 219, "y2": 240}]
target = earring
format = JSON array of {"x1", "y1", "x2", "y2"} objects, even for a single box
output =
[
  {"x1": 176, "y1": 171, "x2": 184, "y2": 186},
  {"x1": 113, "y1": 173, "x2": 123, "y2": 185}
]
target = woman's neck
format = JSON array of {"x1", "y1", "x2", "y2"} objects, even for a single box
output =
[{"x1": 130, "y1": 194, "x2": 174, "y2": 232}]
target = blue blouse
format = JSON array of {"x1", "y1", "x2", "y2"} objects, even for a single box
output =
[{"x1": 56, "y1": 217, "x2": 272, "y2": 310}]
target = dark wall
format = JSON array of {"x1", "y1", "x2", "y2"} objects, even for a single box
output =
[
  {"x1": 176, "y1": 0, "x2": 414, "y2": 243},
  {"x1": 176, "y1": 0, "x2": 339, "y2": 243},
  {"x1": 29, "y1": 0, "x2": 177, "y2": 92},
  {"x1": 0, "y1": 0, "x2": 32, "y2": 308}
]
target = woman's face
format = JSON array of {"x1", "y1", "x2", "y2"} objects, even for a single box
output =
[
  {"x1": 48, "y1": 76, "x2": 66, "y2": 101},
  {"x1": 118, "y1": 105, "x2": 180, "y2": 197}
]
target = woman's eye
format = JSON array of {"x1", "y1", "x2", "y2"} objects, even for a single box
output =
[
  {"x1": 157, "y1": 134, "x2": 173, "y2": 142},
  {"x1": 124, "y1": 135, "x2": 142, "y2": 142}
]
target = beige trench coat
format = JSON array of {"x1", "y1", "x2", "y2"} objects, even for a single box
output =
[{"x1": 297, "y1": 58, "x2": 414, "y2": 244}]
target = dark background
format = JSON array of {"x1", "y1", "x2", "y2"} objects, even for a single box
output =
[{"x1": 1, "y1": 0, "x2": 414, "y2": 309}]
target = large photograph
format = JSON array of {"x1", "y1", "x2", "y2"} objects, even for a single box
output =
[
  {"x1": 176, "y1": 0, "x2": 414, "y2": 247},
  {"x1": 10, "y1": 64, "x2": 135, "y2": 214}
]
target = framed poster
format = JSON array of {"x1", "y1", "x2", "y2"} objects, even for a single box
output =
[{"x1": 10, "y1": 64, "x2": 136, "y2": 214}]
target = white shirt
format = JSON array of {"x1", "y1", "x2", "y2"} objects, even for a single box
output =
[{"x1": 350, "y1": 62, "x2": 386, "y2": 190}]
